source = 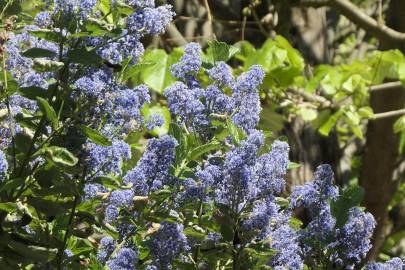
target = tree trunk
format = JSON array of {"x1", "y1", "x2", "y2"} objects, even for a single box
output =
[{"x1": 359, "y1": 0, "x2": 405, "y2": 260}]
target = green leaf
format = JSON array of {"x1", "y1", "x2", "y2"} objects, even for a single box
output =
[
  {"x1": 123, "y1": 61, "x2": 156, "y2": 81},
  {"x1": 84, "y1": 19, "x2": 112, "y2": 36},
  {"x1": 36, "y1": 97, "x2": 58, "y2": 129},
  {"x1": 394, "y1": 115, "x2": 405, "y2": 133},
  {"x1": 206, "y1": 40, "x2": 240, "y2": 64},
  {"x1": 233, "y1": 40, "x2": 256, "y2": 62},
  {"x1": 319, "y1": 109, "x2": 344, "y2": 136},
  {"x1": 287, "y1": 162, "x2": 301, "y2": 170},
  {"x1": 79, "y1": 125, "x2": 112, "y2": 146},
  {"x1": 67, "y1": 49, "x2": 102, "y2": 66},
  {"x1": 331, "y1": 185, "x2": 365, "y2": 228},
  {"x1": 183, "y1": 226, "x2": 206, "y2": 240},
  {"x1": 298, "y1": 107, "x2": 318, "y2": 122},
  {"x1": 226, "y1": 118, "x2": 245, "y2": 145},
  {"x1": 259, "y1": 107, "x2": 285, "y2": 132},
  {"x1": 22, "y1": 48, "x2": 57, "y2": 58},
  {"x1": 0, "y1": 202, "x2": 17, "y2": 212},
  {"x1": 289, "y1": 217, "x2": 303, "y2": 230},
  {"x1": 30, "y1": 29, "x2": 61, "y2": 43},
  {"x1": 7, "y1": 240, "x2": 58, "y2": 263},
  {"x1": 244, "y1": 36, "x2": 303, "y2": 87},
  {"x1": 188, "y1": 142, "x2": 222, "y2": 161},
  {"x1": 358, "y1": 106, "x2": 374, "y2": 119},
  {"x1": 18, "y1": 86, "x2": 48, "y2": 100},
  {"x1": 0, "y1": 178, "x2": 25, "y2": 193},
  {"x1": 43, "y1": 146, "x2": 78, "y2": 166},
  {"x1": 140, "y1": 49, "x2": 182, "y2": 93},
  {"x1": 220, "y1": 224, "x2": 234, "y2": 242},
  {"x1": 32, "y1": 59, "x2": 64, "y2": 72}
]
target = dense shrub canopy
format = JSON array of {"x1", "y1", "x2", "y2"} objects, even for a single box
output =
[{"x1": 0, "y1": 0, "x2": 404, "y2": 269}]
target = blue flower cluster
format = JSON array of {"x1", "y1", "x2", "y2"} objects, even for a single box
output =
[
  {"x1": 365, "y1": 257, "x2": 404, "y2": 270},
  {"x1": 72, "y1": 70, "x2": 151, "y2": 137},
  {"x1": 124, "y1": 135, "x2": 177, "y2": 195},
  {"x1": 85, "y1": 42, "x2": 404, "y2": 269},
  {"x1": 164, "y1": 43, "x2": 265, "y2": 133},
  {"x1": 149, "y1": 222, "x2": 190, "y2": 267},
  {"x1": 146, "y1": 114, "x2": 165, "y2": 131},
  {"x1": 5, "y1": 1, "x2": 401, "y2": 267},
  {"x1": 84, "y1": 140, "x2": 131, "y2": 177},
  {"x1": 106, "y1": 247, "x2": 138, "y2": 270},
  {"x1": 0, "y1": 150, "x2": 8, "y2": 182}
]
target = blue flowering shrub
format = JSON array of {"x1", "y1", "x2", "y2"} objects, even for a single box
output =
[{"x1": 0, "y1": 1, "x2": 403, "y2": 269}]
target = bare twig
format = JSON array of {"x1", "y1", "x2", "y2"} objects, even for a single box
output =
[
  {"x1": 301, "y1": 0, "x2": 405, "y2": 44},
  {"x1": 251, "y1": 6, "x2": 270, "y2": 38}
]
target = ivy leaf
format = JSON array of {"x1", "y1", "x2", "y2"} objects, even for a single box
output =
[
  {"x1": 79, "y1": 125, "x2": 112, "y2": 146},
  {"x1": 36, "y1": 97, "x2": 58, "y2": 129},
  {"x1": 67, "y1": 49, "x2": 102, "y2": 66},
  {"x1": 43, "y1": 146, "x2": 78, "y2": 166},
  {"x1": 139, "y1": 48, "x2": 182, "y2": 93},
  {"x1": 205, "y1": 40, "x2": 240, "y2": 65},
  {"x1": 122, "y1": 61, "x2": 156, "y2": 82},
  {"x1": 22, "y1": 48, "x2": 56, "y2": 58}
]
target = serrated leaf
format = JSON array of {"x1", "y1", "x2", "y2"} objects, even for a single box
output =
[
  {"x1": 36, "y1": 97, "x2": 58, "y2": 129},
  {"x1": 79, "y1": 125, "x2": 112, "y2": 146},
  {"x1": 22, "y1": 48, "x2": 56, "y2": 58}
]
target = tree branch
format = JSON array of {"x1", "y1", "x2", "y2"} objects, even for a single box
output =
[
  {"x1": 373, "y1": 108, "x2": 405, "y2": 120},
  {"x1": 165, "y1": 23, "x2": 188, "y2": 46},
  {"x1": 286, "y1": 88, "x2": 332, "y2": 108},
  {"x1": 300, "y1": 0, "x2": 405, "y2": 44},
  {"x1": 370, "y1": 81, "x2": 403, "y2": 92}
]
